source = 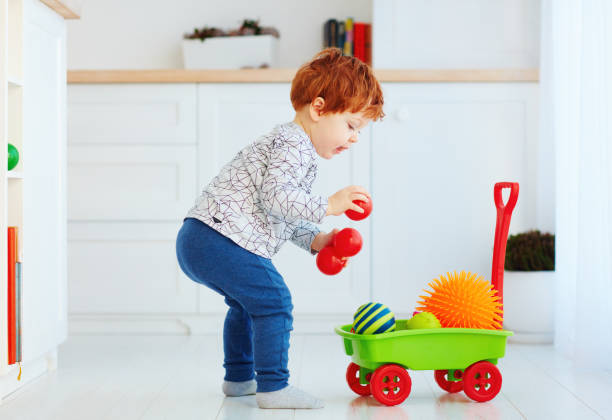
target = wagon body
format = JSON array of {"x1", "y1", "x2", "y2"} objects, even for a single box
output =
[{"x1": 335, "y1": 320, "x2": 513, "y2": 371}]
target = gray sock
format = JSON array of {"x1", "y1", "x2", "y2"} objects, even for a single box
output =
[
  {"x1": 256, "y1": 385, "x2": 324, "y2": 409},
  {"x1": 222, "y1": 379, "x2": 257, "y2": 397}
]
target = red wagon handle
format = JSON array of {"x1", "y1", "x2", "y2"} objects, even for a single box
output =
[{"x1": 491, "y1": 182, "x2": 519, "y2": 308}]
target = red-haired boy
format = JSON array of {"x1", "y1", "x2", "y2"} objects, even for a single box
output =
[{"x1": 176, "y1": 48, "x2": 384, "y2": 409}]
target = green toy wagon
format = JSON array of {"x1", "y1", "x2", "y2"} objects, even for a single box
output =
[{"x1": 335, "y1": 182, "x2": 518, "y2": 406}]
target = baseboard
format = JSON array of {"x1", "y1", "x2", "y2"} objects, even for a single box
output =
[
  {"x1": 508, "y1": 331, "x2": 554, "y2": 344},
  {"x1": 68, "y1": 313, "x2": 354, "y2": 335},
  {"x1": 0, "y1": 349, "x2": 57, "y2": 403}
]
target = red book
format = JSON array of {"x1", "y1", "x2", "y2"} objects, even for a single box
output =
[
  {"x1": 353, "y1": 22, "x2": 366, "y2": 63},
  {"x1": 364, "y1": 23, "x2": 372, "y2": 66},
  {"x1": 7, "y1": 227, "x2": 17, "y2": 365}
]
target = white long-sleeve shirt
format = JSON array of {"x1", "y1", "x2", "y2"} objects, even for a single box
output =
[{"x1": 185, "y1": 121, "x2": 328, "y2": 259}]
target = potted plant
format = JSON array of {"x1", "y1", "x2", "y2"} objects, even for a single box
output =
[
  {"x1": 182, "y1": 19, "x2": 280, "y2": 69},
  {"x1": 503, "y1": 230, "x2": 555, "y2": 343}
]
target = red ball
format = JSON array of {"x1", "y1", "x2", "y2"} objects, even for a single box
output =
[
  {"x1": 333, "y1": 228, "x2": 362, "y2": 257},
  {"x1": 316, "y1": 246, "x2": 344, "y2": 275},
  {"x1": 345, "y1": 198, "x2": 373, "y2": 221}
]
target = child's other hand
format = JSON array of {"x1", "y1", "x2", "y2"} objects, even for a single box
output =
[
  {"x1": 326, "y1": 186, "x2": 370, "y2": 216},
  {"x1": 311, "y1": 229, "x2": 351, "y2": 266},
  {"x1": 311, "y1": 228, "x2": 339, "y2": 253}
]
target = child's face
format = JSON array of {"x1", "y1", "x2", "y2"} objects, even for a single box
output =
[{"x1": 310, "y1": 106, "x2": 370, "y2": 160}]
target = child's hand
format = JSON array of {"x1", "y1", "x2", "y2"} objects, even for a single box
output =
[
  {"x1": 326, "y1": 186, "x2": 370, "y2": 216},
  {"x1": 311, "y1": 229, "x2": 339, "y2": 253}
]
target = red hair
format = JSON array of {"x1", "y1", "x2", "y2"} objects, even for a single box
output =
[{"x1": 290, "y1": 48, "x2": 385, "y2": 121}]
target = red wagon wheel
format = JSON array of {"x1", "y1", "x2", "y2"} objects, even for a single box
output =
[
  {"x1": 434, "y1": 369, "x2": 464, "y2": 393},
  {"x1": 370, "y1": 364, "x2": 412, "y2": 406},
  {"x1": 462, "y1": 361, "x2": 502, "y2": 402},
  {"x1": 346, "y1": 362, "x2": 372, "y2": 396}
]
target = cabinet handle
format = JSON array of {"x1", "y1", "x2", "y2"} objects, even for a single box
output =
[{"x1": 395, "y1": 107, "x2": 410, "y2": 122}]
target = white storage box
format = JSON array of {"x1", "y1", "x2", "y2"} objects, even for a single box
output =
[{"x1": 182, "y1": 35, "x2": 279, "y2": 69}]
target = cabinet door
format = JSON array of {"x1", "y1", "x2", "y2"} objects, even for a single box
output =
[
  {"x1": 197, "y1": 84, "x2": 371, "y2": 315},
  {"x1": 67, "y1": 84, "x2": 197, "y2": 221},
  {"x1": 68, "y1": 84, "x2": 197, "y2": 146},
  {"x1": 371, "y1": 83, "x2": 538, "y2": 315},
  {"x1": 67, "y1": 84, "x2": 199, "y2": 315},
  {"x1": 68, "y1": 222, "x2": 198, "y2": 314},
  {"x1": 22, "y1": 0, "x2": 67, "y2": 361},
  {"x1": 68, "y1": 144, "x2": 197, "y2": 221}
]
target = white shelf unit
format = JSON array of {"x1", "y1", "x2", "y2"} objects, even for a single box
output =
[
  {"x1": 1, "y1": 0, "x2": 25, "y2": 379},
  {"x1": 6, "y1": 171, "x2": 23, "y2": 179},
  {"x1": 1, "y1": 0, "x2": 70, "y2": 399}
]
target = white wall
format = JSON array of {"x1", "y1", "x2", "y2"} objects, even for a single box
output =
[
  {"x1": 374, "y1": 0, "x2": 541, "y2": 69},
  {"x1": 66, "y1": 0, "x2": 540, "y2": 70},
  {"x1": 66, "y1": 0, "x2": 372, "y2": 69}
]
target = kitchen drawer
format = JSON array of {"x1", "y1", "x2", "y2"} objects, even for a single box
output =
[
  {"x1": 68, "y1": 144, "x2": 196, "y2": 221},
  {"x1": 67, "y1": 221, "x2": 207, "y2": 314},
  {"x1": 68, "y1": 84, "x2": 197, "y2": 145}
]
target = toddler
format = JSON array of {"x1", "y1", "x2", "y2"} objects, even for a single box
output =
[{"x1": 176, "y1": 47, "x2": 384, "y2": 409}]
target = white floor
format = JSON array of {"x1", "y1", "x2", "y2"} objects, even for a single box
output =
[{"x1": 0, "y1": 333, "x2": 611, "y2": 420}]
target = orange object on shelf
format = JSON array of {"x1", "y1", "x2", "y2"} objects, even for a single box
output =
[{"x1": 416, "y1": 270, "x2": 503, "y2": 330}]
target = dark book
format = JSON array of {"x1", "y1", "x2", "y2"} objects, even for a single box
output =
[
  {"x1": 330, "y1": 19, "x2": 338, "y2": 48},
  {"x1": 323, "y1": 19, "x2": 332, "y2": 47},
  {"x1": 336, "y1": 21, "x2": 345, "y2": 50}
]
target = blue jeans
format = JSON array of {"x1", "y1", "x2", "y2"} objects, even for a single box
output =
[{"x1": 176, "y1": 218, "x2": 293, "y2": 392}]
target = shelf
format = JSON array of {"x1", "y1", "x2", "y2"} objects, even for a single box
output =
[
  {"x1": 7, "y1": 76, "x2": 23, "y2": 87},
  {"x1": 4, "y1": 0, "x2": 25, "y2": 380},
  {"x1": 7, "y1": 171, "x2": 24, "y2": 179}
]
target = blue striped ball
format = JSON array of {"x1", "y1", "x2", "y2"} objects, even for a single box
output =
[{"x1": 352, "y1": 302, "x2": 396, "y2": 334}]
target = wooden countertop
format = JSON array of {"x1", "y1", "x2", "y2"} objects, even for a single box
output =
[
  {"x1": 67, "y1": 69, "x2": 539, "y2": 84},
  {"x1": 40, "y1": 0, "x2": 80, "y2": 19}
]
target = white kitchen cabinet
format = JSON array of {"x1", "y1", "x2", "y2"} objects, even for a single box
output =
[
  {"x1": 21, "y1": 0, "x2": 69, "y2": 359},
  {"x1": 197, "y1": 84, "x2": 372, "y2": 316},
  {"x1": 67, "y1": 84, "x2": 199, "y2": 317},
  {"x1": 67, "y1": 82, "x2": 372, "y2": 321},
  {"x1": 370, "y1": 82, "x2": 539, "y2": 315},
  {"x1": 66, "y1": 81, "x2": 540, "y2": 331}
]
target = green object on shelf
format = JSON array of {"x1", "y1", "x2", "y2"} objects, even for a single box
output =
[{"x1": 8, "y1": 143, "x2": 19, "y2": 171}]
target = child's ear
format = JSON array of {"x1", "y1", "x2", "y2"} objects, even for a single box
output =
[{"x1": 309, "y1": 97, "x2": 325, "y2": 121}]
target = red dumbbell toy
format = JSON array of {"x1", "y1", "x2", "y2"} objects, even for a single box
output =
[
  {"x1": 316, "y1": 247, "x2": 344, "y2": 275},
  {"x1": 317, "y1": 228, "x2": 363, "y2": 275},
  {"x1": 345, "y1": 197, "x2": 373, "y2": 221},
  {"x1": 334, "y1": 228, "x2": 363, "y2": 256}
]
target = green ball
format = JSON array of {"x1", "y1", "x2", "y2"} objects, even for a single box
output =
[
  {"x1": 352, "y1": 302, "x2": 396, "y2": 334},
  {"x1": 405, "y1": 312, "x2": 442, "y2": 329},
  {"x1": 7, "y1": 143, "x2": 19, "y2": 171}
]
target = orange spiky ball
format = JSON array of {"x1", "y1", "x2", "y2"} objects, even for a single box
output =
[{"x1": 416, "y1": 270, "x2": 503, "y2": 330}]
